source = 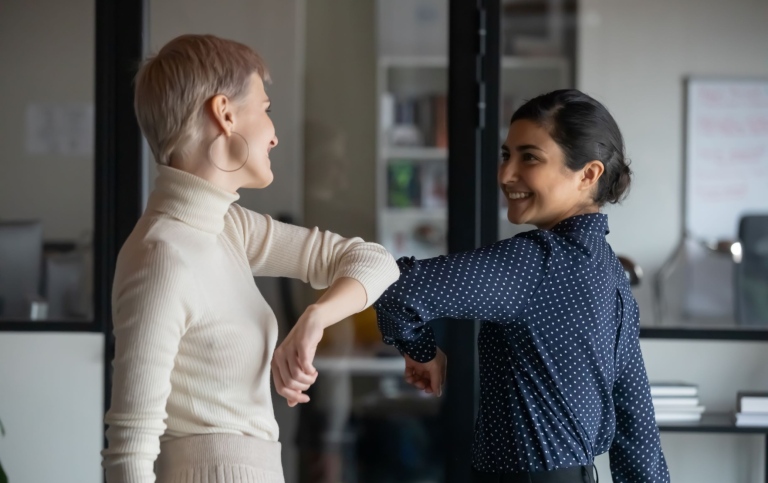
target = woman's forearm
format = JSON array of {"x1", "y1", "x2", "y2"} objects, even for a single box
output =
[{"x1": 306, "y1": 276, "x2": 368, "y2": 329}]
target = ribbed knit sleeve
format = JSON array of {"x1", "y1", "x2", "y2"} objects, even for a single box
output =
[
  {"x1": 228, "y1": 205, "x2": 399, "y2": 307},
  {"x1": 103, "y1": 242, "x2": 193, "y2": 483}
]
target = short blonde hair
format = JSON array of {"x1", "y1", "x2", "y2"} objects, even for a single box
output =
[{"x1": 134, "y1": 34, "x2": 270, "y2": 165}]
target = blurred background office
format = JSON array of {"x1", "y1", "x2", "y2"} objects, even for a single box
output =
[{"x1": 1, "y1": 0, "x2": 767, "y2": 482}]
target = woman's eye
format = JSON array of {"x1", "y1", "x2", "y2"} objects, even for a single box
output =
[
  {"x1": 500, "y1": 152, "x2": 510, "y2": 162},
  {"x1": 522, "y1": 153, "x2": 537, "y2": 162}
]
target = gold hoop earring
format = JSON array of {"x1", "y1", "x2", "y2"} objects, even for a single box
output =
[{"x1": 207, "y1": 131, "x2": 249, "y2": 172}]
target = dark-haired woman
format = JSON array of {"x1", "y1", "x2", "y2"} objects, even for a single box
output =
[{"x1": 372, "y1": 89, "x2": 670, "y2": 483}]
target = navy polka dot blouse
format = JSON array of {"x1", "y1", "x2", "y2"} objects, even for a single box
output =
[{"x1": 374, "y1": 213, "x2": 670, "y2": 481}]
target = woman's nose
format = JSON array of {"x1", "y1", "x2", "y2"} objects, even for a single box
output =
[{"x1": 498, "y1": 159, "x2": 518, "y2": 183}]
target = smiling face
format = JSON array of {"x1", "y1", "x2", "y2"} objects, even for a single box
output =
[
  {"x1": 232, "y1": 73, "x2": 278, "y2": 188},
  {"x1": 499, "y1": 119, "x2": 602, "y2": 230}
]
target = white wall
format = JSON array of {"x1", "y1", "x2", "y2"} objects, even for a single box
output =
[
  {"x1": 579, "y1": 0, "x2": 768, "y2": 481},
  {"x1": 303, "y1": 0, "x2": 378, "y2": 241},
  {"x1": 0, "y1": 0, "x2": 94, "y2": 241},
  {"x1": 0, "y1": 333, "x2": 104, "y2": 483}
]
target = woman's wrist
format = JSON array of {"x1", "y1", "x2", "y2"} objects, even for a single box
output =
[{"x1": 302, "y1": 303, "x2": 333, "y2": 330}]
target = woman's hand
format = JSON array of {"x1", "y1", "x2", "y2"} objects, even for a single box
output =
[
  {"x1": 272, "y1": 306, "x2": 323, "y2": 406},
  {"x1": 272, "y1": 277, "x2": 368, "y2": 406},
  {"x1": 403, "y1": 347, "x2": 447, "y2": 397}
]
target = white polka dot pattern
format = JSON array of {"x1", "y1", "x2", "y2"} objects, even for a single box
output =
[{"x1": 374, "y1": 214, "x2": 670, "y2": 481}]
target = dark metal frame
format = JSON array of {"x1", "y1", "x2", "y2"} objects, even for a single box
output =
[
  {"x1": 443, "y1": 0, "x2": 500, "y2": 480},
  {"x1": 641, "y1": 327, "x2": 768, "y2": 341},
  {"x1": 95, "y1": 0, "x2": 146, "y2": 453}
]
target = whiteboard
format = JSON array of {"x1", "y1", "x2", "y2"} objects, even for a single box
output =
[{"x1": 685, "y1": 78, "x2": 768, "y2": 241}]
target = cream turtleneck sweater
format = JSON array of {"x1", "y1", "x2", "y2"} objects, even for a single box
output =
[{"x1": 103, "y1": 166, "x2": 399, "y2": 482}]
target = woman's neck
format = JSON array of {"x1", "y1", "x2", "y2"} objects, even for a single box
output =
[
  {"x1": 538, "y1": 204, "x2": 600, "y2": 230},
  {"x1": 169, "y1": 153, "x2": 241, "y2": 194}
]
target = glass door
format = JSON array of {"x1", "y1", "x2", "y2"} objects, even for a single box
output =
[
  {"x1": 497, "y1": 0, "x2": 576, "y2": 242},
  {"x1": 0, "y1": 0, "x2": 97, "y2": 327},
  {"x1": 302, "y1": 2, "x2": 450, "y2": 481},
  {"x1": 140, "y1": 1, "x2": 498, "y2": 481}
]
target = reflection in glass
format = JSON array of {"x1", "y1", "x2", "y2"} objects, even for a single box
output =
[
  {"x1": 0, "y1": 0, "x2": 94, "y2": 321},
  {"x1": 300, "y1": 1, "x2": 450, "y2": 481}
]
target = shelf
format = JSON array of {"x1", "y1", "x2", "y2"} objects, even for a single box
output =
[
  {"x1": 381, "y1": 207, "x2": 446, "y2": 219},
  {"x1": 383, "y1": 146, "x2": 448, "y2": 160},
  {"x1": 381, "y1": 207, "x2": 509, "y2": 220},
  {"x1": 0, "y1": 320, "x2": 99, "y2": 332},
  {"x1": 502, "y1": 0, "x2": 577, "y2": 15},
  {"x1": 380, "y1": 55, "x2": 568, "y2": 71},
  {"x1": 501, "y1": 56, "x2": 569, "y2": 70},
  {"x1": 640, "y1": 327, "x2": 768, "y2": 341},
  {"x1": 658, "y1": 412, "x2": 768, "y2": 434},
  {"x1": 314, "y1": 356, "x2": 405, "y2": 375}
]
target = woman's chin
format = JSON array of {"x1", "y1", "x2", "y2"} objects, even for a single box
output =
[
  {"x1": 243, "y1": 170, "x2": 274, "y2": 189},
  {"x1": 506, "y1": 207, "x2": 529, "y2": 226}
]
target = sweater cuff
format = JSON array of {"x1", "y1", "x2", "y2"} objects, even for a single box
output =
[{"x1": 336, "y1": 244, "x2": 399, "y2": 307}]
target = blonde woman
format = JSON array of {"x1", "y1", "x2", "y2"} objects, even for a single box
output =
[{"x1": 102, "y1": 34, "x2": 399, "y2": 483}]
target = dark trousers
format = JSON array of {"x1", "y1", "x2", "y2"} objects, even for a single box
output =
[{"x1": 472, "y1": 465, "x2": 598, "y2": 483}]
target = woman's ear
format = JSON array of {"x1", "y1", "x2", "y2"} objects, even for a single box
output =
[
  {"x1": 207, "y1": 94, "x2": 234, "y2": 136},
  {"x1": 580, "y1": 160, "x2": 604, "y2": 192}
]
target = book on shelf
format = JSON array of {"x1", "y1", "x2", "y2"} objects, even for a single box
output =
[
  {"x1": 655, "y1": 412, "x2": 704, "y2": 424},
  {"x1": 652, "y1": 396, "x2": 700, "y2": 408},
  {"x1": 420, "y1": 160, "x2": 447, "y2": 209},
  {"x1": 735, "y1": 412, "x2": 768, "y2": 427},
  {"x1": 654, "y1": 405, "x2": 705, "y2": 423},
  {"x1": 385, "y1": 93, "x2": 448, "y2": 148},
  {"x1": 387, "y1": 162, "x2": 420, "y2": 208},
  {"x1": 737, "y1": 391, "x2": 768, "y2": 414},
  {"x1": 386, "y1": 159, "x2": 447, "y2": 210},
  {"x1": 649, "y1": 382, "x2": 698, "y2": 398}
]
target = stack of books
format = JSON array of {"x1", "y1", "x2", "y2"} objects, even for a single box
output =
[
  {"x1": 650, "y1": 382, "x2": 705, "y2": 423},
  {"x1": 385, "y1": 94, "x2": 448, "y2": 148},
  {"x1": 387, "y1": 160, "x2": 447, "y2": 209},
  {"x1": 735, "y1": 391, "x2": 768, "y2": 427}
]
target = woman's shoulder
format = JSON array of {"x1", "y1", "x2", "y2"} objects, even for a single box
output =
[
  {"x1": 116, "y1": 218, "x2": 188, "y2": 274},
  {"x1": 501, "y1": 227, "x2": 555, "y2": 252},
  {"x1": 480, "y1": 230, "x2": 554, "y2": 265}
]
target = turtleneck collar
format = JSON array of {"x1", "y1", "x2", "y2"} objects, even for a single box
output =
[{"x1": 146, "y1": 165, "x2": 240, "y2": 234}]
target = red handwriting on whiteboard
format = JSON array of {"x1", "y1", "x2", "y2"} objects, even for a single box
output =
[
  {"x1": 729, "y1": 85, "x2": 764, "y2": 103},
  {"x1": 697, "y1": 85, "x2": 768, "y2": 108},
  {"x1": 696, "y1": 147, "x2": 724, "y2": 163},
  {"x1": 747, "y1": 117, "x2": 768, "y2": 136},
  {"x1": 697, "y1": 116, "x2": 746, "y2": 136},
  {"x1": 695, "y1": 183, "x2": 748, "y2": 202},
  {"x1": 730, "y1": 145, "x2": 766, "y2": 164},
  {"x1": 698, "y1": 87, "x2": 726, "y2": 107}
]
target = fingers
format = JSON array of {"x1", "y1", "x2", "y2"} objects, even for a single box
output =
[
  {"x1": 404, "y1": 365, "x2": 429, "y2": 391},
  {"x1": 271, "y1": 362, "x2": 308, "y2": 406},
  {"x1": 297, "y1": 343, "x2": 318, "y2": 377},
  {"x1": 276, "y1": 351, "x2": 311, "y2": 392},
  {"x1": 403, "y1": 353, "x2": 447, "y2": 397},
  {"x1": 287, "y1": 353, "x2": 318, "y2": 387},
  {"x1": 272, "y1": 351, "x2": 312, "y2": 406},
  {"x1": 429, "y1": 363, "x2": 444, "y2": 397}
]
